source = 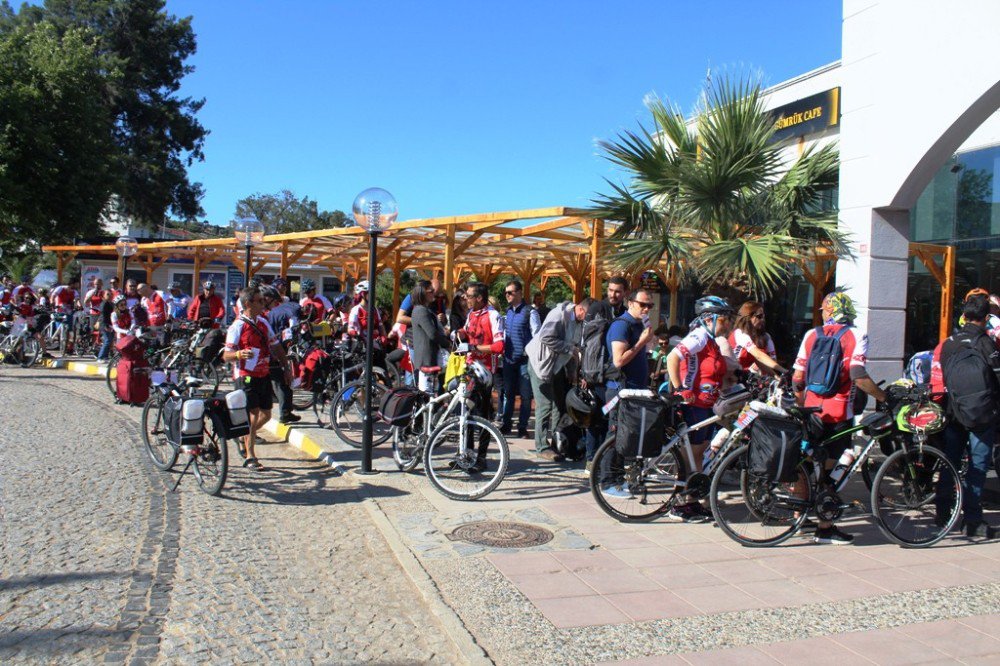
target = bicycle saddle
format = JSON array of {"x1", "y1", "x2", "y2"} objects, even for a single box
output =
[{"x1": 420, "y1": 365, "x2": 442, "y2": 374}]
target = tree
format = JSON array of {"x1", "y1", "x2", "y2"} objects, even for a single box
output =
[
  {"x1": 590, "y1": 74, "x2": 847, "y2": 298},
  {"x1": 0, "y1": 21, "x2": 119, "y2": 247},
  {"x1": 235, "y1": 190, "x2": 350, "y2": 234},
  {"x1": 4, "y1": 0, "x2": 208, "y2": 226}
]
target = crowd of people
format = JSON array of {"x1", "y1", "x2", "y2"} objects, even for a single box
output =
[{"x1": 4, "y1": 269, "x2": 998, "y2": 542}]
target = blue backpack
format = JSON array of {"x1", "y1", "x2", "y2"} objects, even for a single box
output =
[
  {"x1": 804, "y1": 326, "x2": 850, "y2": 398},
  {"x1": 905, "y1": 350, "x2": 934, "y2": 385}
]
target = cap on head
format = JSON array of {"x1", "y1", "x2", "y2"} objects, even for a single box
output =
[
  {"x1": 203, "y1": 280, "x2": 214, "y2": 289},
  {"x1": 822, "y1": 291, "x2": 857, "y2": 324}
]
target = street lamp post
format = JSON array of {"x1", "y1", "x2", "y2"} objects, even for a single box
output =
[
  {"x1": 233, "y1": 216, "x2": 265, "y2": 287},
  {"x1": 352, "y1": 188, "x2": 398, "y2": 474},
  {"x1": 115, "y1": 236, "x2": 138, "y2": 284}
]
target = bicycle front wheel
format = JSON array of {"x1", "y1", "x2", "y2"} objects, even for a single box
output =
[
  {"x1": 423, "y1": 416, "x2": 509, "y2": 500},
  {"x1": 141, "y1": 395, "x2": 178, "y2": 471},
  {"x1": 590, "y1": 436, "x2": 685, "y2": 522},
  {"x1": 871, "y1": 445, "x2": 960, "y2": 547},
  {"x1": 105, "y1": 354, "x2": 120, "y2": 400},
  {"x1": 329, "y1": 380, "x2": 392, "y2": 447},
  {"x1": 709, "y1": 445, "x2": 812, "y2": 548},
  {"x1": 192, "y1": 417, "x2": 229, "y2": 496},
  {"x1": 18, "y1": 337, "x2": 40, "y2": 368}
]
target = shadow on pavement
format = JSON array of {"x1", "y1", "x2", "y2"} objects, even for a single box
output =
[{"x1": 0, "y1": 570, "x2": 126, "y2": 592}]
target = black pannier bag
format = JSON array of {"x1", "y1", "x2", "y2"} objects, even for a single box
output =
[
  {"x1": 748, "y1": 414, "x2": 803, "y2": 483},
  {"x1": 377, "y1": 386, "x2": 423, "y2": 426},
  {"x1": 195, "y1": 328, "x2": 225, "y2": 362},
  {"x1": 205, "y1": 389, "x2": 251, "y2": 439},
  {"x1": 615, "y1": 396, "x2": 669, "y2": 459},
  {"x1": 163, "y1": 396, "x2": 206, "y2": 447}
]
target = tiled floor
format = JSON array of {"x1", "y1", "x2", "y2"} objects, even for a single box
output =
[
  {"x1": 488, "y1": 487, "x2": 1000, "y2": 628},
  {"x1": 598, "y1": 614, "x2": 1000, "y2": 664}
]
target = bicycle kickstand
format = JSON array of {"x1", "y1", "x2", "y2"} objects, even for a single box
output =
[{"x1": 171, "y1": 455, "x2": 195, "y2": 492}]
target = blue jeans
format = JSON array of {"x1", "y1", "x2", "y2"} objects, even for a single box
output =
[
  {"x1": 938, "y1": 422, "x2": 994, "y2": 525},
  {"x1": 97, "y1": 329, "x2": 113, "y2": 360},
  {"x1": 501, "y1": 359, "x2": 533, "y2": 432}
]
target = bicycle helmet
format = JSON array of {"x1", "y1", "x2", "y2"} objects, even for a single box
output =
[
  {"x1": 467, "y1": 360, "x2": 492, "y2": 387},
  {"x1": 301, "y1": 278, "x2": 315, "y2": 292},
  {"x1": 202, "y1": 280, "x2": 214, "y2": 289},
  {"x1": 965, "y1": 287, "x2": 989, "y2": 300},
  {"x1": 694, "y1": 295, "x2": 735, "y2": 317},
  {"x1": 566, "y1": 386, "x2": 598, "y2": 428},
  {"x1": 112, "y1": 294, "x2": 126, "y2": 306},
  {"x1": 354, "y1": 280, "x2": 370, "y2": 295},
  {"x1": 261, "y1": 285, "x2": 280, "y2": 302}
]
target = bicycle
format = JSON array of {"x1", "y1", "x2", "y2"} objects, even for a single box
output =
[
  {"x1": 589, "y1": 373, "x2": 782, "y2": 522},
  {"x1": 709, "y1": 399, "x2": 963, "y2": 548},
  {"x1": 140, "y1": 374, "x2": 234, "y2": 496},
  {"x1": 390, "y1": 360, "x2": 510, "y2": 500},
  {"x1": 0, "y1": 309, "x2": 42, "y2": 368}
]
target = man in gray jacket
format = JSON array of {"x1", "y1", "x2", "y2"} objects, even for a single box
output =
[{"x1": 526, "y1": 298, "x2": 592, "y2": 460}]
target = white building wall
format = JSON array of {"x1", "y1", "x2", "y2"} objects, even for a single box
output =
[{"x1": 837, "y1": 0, "x2": 1000, "y2": 381}]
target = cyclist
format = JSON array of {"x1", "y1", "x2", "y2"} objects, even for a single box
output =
[
  {"x1": 51, "y1": 279, "x2": 81, "y2": 351},
  {"x1": 729, "y1": 301, "x2": 787, "y2": 375},
  {"x1": 165, "y1": 282, "x2": 191, "y2": 321},
  {"x1": 299, "y1": 279, "x2": 330, "y2": 323},
  {"x1": 263, "y1": 285, "x2": 302, "y2": 424},
  {"x1": 792, "y1": 291, "x2": 886, "y2": 545},
  {"x1": 222, "y1": 286, "x2": 294, "y2": 471},
  {"x1": 187, "y1": 280, "x2": 225, "y2": 328},
  {"x1": 110, "y1": 294, "x2": 136, "y2": 340},
  {"x1": 12, "y1": 275, "x2": 34, "y2": 305},
  {"x1": 665, "y1": 295, "x2": 737, "y2": 522},
  {"x1": 123, "y1": 279, "x2": 141, "y2": 310},
  {"x1": 347, "y1": 281, "x2": 385, "y2": 338},
  {"x1": 107, "y1": 276, "x2": 122, "y2": 298},
  {"x1": 138, "y1": 283, "x2": 167, "y2": 344}
]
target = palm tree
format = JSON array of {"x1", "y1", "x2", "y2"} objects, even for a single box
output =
[{"x1": 590, "y1": 74, "x2": 848, "y2": 297}]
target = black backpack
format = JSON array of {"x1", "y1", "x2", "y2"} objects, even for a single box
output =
[
  {"x1": 804, "y1": 326, "x2": 850, "y2": 398},
  {"x1": 748, "y1": 414, "x2": 803, "y2": 483},
  {"x1": 580, "y1": 306, "x2": 622, "y2": 386},
  {"x1": 941, "y1": 330, "x2": 1000, "y2": 430}
]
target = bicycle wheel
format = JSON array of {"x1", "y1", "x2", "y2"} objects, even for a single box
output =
[
  {"x1": 710, "y1": 445, "x2": 812, "y2": 547},
  {"x1": 590, "y1": 436, "x2": 685, "y2": 522},
  {"x1": 871, "y1": 445, "x2": 960, "y2": 547},
  {"x1": 423, "y1": 415, "x2": 509, "y2": 500},
  {"x1": 329, "y1": 380, "x2": 392, "y2": 447},
  {"x1": 141, "y1": 395, "x2": 178, "y2": 471},
  {"x1": 290, "y1": 358, "x2": 315, "y2": 410},
  {"x1": 392, "y1": 425, "x2": 423, "y2": 472},
  {"x1": 192, "y1": 417, "x2": 229, "y2": 496},
  {"x1": 18, "y1": 336, "x2": 40, "y2": 368},
  {"x1": 105, "y1": 353, "x2": 121, "y2": 399},
  {"x1": 188, "y1": 360, "x2": 220, "y2": 395}
]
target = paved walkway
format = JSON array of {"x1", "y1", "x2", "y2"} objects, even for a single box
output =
[{"x1": 274, "y1": 396, "x2": 1000, "y2": 665}]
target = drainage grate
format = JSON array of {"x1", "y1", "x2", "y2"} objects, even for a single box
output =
[{"x1": 447, "y1": 521, "x2": 554, "y2": 548}]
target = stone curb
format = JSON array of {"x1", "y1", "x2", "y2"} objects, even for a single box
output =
[
  {"x1": 260, "y1": 419, "x2": 347, "y2": 475},
  {"x1": 363, "y1": 500, "x2": 493, "y2": 666}
]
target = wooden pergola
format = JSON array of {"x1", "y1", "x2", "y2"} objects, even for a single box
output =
[{"x1": 44, "y1": 207, "x2": 620, "y2": 312}]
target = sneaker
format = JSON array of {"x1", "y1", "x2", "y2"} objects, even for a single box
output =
[
  {"x1": 602, "y1": 484, "x2": 633, "y2": 499},
  {"x1": 665, "y1": 504, "x2": 706, "y2": 523},
  {"x1": 280, "y1": 413, "x2": 301, "y2": 424},
  {"x1": 499, "y1": 424, "x2": 512, "y2": 436},
  {"x1": 814, "y1": 526, "x2": 854, "y2": 545},
  {"x1": 965, "y1": 522, "x2": 998, "y2": 539},
  {"x1": 688, "y1": 503, "x2": 714, "y2": 522}
]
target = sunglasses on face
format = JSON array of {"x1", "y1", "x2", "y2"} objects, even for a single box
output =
[
  {"x1": 504, "y1": 290, "x2": 518, "y2": 296},
  {"x1": 631, "y1": 299, "x2": 654, "y2": 309}
]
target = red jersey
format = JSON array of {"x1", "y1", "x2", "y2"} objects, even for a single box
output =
[
  {"x1": 225, "y1": 315, "x2": 276, "y2": 379},
  {"x1": 301, "y1": 296, "x2": 327, "y2": 322},
  {"x1": 12, "y1": 285, "x2": 34, "y2": 304},
  {"x1": 111, "y1": 309, "x2": 133, "y2": 339},
  {"x1": 929, "y1": 340, "x2": 946, "y2": 401},
  {"x1": 728, "y1": 328, "x2": 776, "y2": 372},
  {"x1": 672, "y1": 327, "x2": 727, "y2": 408},
  {"x1": 793, "y1": 324, "x2": 870, "y2": 423},
  {"x1": 187, "y1": 294, "x2": 225, "y2": 325},
  {"x1": 463, "y1": 306, "x2": 504, "y2": 373},
  {"x1": 17, "y1": 302, "x2": 36, "y2": 319},
  {"x1": 84, "y1": 289, "x2": 105, "y2": 315},
  {"x1": 143, "y1": 293, "x2": 167, "y2": 327},
  {"x1": 51, "y1": 285, "x2": 78, "y2": 312}
]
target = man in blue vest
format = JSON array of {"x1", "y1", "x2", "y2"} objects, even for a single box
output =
[{"x1": 501, "y1": 280, "x2": 541, "y2": 439}]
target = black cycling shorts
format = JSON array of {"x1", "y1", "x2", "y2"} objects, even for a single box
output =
[{"x1": 241, "y1": 375, "x2": 273, "y2": 411}]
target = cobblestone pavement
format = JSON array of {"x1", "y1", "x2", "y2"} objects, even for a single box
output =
[{"x1": 0, "y1": 368, "x2": 464, "y2": 664}]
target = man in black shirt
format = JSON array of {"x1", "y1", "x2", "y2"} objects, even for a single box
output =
[
  {"x1": 937, "y1": 294, "x2": 1000, "y2": 539},
  {"x1": 264, "y1": 286, "x2": 303, "y2": 424},
  {"x1": 581, "y1": 276, "x2": 630, "y2": 470}
]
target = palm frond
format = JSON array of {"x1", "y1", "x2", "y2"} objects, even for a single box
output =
[{"x1": 697, "y1": 234, "x2": 794, "y2": 297}]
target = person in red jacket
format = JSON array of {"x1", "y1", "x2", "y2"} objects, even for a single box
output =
[
  {"x1": 138, "y1": 283, "x2": 167, "y2": 343},
  {"x1": 187, "y1": 280, "x2": 225, "y2": 327}
]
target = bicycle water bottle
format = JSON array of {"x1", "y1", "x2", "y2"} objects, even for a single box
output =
[
  {"x1": 707, "y1": 427, "x2": 730, "y2": 458},
  {"x1": 829, "y1": 443, "x2": 861, "y2": 483}
]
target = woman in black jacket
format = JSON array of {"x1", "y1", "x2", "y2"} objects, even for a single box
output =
[{"x1": 411, "y1": 282, "x2": 451, "y2": 393}]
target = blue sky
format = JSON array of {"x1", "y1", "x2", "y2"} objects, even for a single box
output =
[{"x1": 165, "y1": 0, "x2": 842, "y2": 226}]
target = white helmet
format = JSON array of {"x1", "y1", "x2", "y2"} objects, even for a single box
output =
[
  {"x1": 467, "y1": 360, "x2": 493, "y2": 388},
  {"x1": 354, "y1": 280, "x2": 370, "y2": 295}
]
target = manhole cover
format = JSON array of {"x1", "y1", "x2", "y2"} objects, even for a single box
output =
[{"x1": 448, "y1": 521, "x2": 554, "y2": 548}]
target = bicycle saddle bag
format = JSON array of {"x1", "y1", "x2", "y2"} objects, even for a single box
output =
[{"x1": 218, "y1": 389, "x2": 251, "y2": 439}]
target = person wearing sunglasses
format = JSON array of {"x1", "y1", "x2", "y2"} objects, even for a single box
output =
[
  {"x1": 729, "y1": 301, "x2": 787, "y2": 375},
  {"x1": 607, "y1": 289, "x2": 657, "y2": 392}
]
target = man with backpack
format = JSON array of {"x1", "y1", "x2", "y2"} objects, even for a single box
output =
[
  {"x1": 792, "y1": 291, "x2": 886, "y2": 545},
  {"x1": 936, "y1": 293, "x2": 999, "y2": 539},
  {"x1": 580, "y1": 276, "x2": 629, "y2": 467}
]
